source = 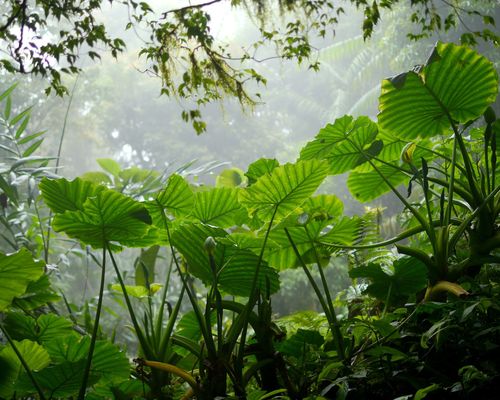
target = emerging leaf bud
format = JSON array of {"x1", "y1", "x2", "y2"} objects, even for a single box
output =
[
  {"x1": 204, "y1": 236, "x2": 217, "y2": 255},
  {"x1": 401, "y1": 142, "x2": 416, "y2": 164}
]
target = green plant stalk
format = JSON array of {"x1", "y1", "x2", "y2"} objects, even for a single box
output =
[
  {"x1": 158, "y1": 285, "x2": 185, "y2": 358},
  {"x1": 225, "y1": 206, "x2": 279, "y2": 347},
  {"x1": 0, "y1": 324, "x2": 47, "y2": 400},
  {"x1": 158, "y1": 204, "x2": 216, "y2": 358},
  {"x1": 285, "y1": 228, "x2": 345, "y2": 361},
  {"x1": 382, "y1": 282, "x2": 392, "y2": 317},
  {"x1": 78, "y1": 246, "x2": 107, "y2": 400},
  {"x1": 448, "y1": 184, "x2": 500, "y2": 254},
  {"x1": 349, "y1": 139, "x2": 431, "y2": 237},
  {"x1": 107, "y1": 245, "x2": 154, "y2": 359},
  {"x1": 155, "y1": 256, "x2": 173, "y2": 342},
  {"x1": 320, "y1": 218, "x2": 462, "y2": 250},
  {"x1": 304, "y1": 226, "x2": 344, "y2": 352},
  {"x1": 444, "y1": 132, "x2": 458, "y2": 228},
  {"x1": 484, "y1": 124, "x2": 491, "y2": 194},
  {"x1": 371, "y1": 155, "x2": 474, "y2": 205},
  {"x1": 208, "y1": 252, "x2": 223, "y2": 351}
]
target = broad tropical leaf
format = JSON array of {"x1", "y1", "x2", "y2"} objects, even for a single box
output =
[
  {"x1": 171, "y1": 223, "x2": 279, "y2": 296},
  {"x1": 347, "y1": 164, "x2": 408, "y2": 202},
  {"x1": 45, "y1": 335, "x2": 130, "y2": 384},
  {"x1": 0, "y1": 249, "x2": 44, "y2": 311},
  {"x1": 245, "y1": 158, "x2": 280, "y2": 185},
  {"x1": 4, "y1": 313, "x2": 73, "y2": 343},
  {"x1": 39, "y1": 177, "x2": 104, "y2": 213},
  {"x1": 12, "y1": 275, "x2": 60, "y2": 310},
  {"x1": 378, "y1": 42, "x2": 498, "y2": 139},
  {"x1": 0, "y1": 340, "x2": 51, "y2": 398},
  {"x1": 300, "y1": 115, "x2": 379, "y2": 174},
  {"x1": 134, "y1": 245, "x2": 159, "y2": 287},
  {"x1": 153, "y1": 174, "x2": 194, "y2": 218},
  {"x1": 145, "y1": 174, "x2": 194, "y2": 229},
  {"x1": 239, "y1": 160, "x2": 329, "y2": 222},
  {"x1": 350, "y1": 256, "x2": 428, "y2": 302},
  {"x1": 15, "y1": 359, "x2": 95, "y2": 398},
  {"x1": 193, "y1": 187, "x2": 246, "y2": 227},
  {"x1": 43, "y1": 180, "x2": 152, "y2": 248}
]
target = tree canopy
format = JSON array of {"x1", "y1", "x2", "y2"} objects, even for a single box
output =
[{"x1": 0, "y1": 0, "x2": 498, "y2": 132}]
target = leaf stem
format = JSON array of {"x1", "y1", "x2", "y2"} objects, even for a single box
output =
[{"x1": 78, "y1": 246, "x2": 106, "y2": 400}]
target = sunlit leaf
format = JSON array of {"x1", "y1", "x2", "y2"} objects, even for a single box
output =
[
  {"x1": 0, "y1": 340, "x2": 51, "y2": 398},
  {"x1": 171, "y1": 223, "x2": 279, "y2": 296},
  {"x1": 239, "y1": 160, "x2": 329, "y2": 222},
  {"x1": 216, "y1": 167, "x2": 247, "y2": 187},
  {"x1": 43, "y1": 181, "x2": 152, "y2": 248},
  {"x1": 97, "y1": 158, "x2": 121, "y2": 177},
  {"x1": 379, "y1": 42, "x2": 498, "y2": 139},
  {"x1": 347, "y1": 164, "x2": 408, "y2": 202},
  {"x1": 300, "y1": 115, "x2": 379, "y2": 174},
  {"x1": 39, "y1": 177, "x2": 104, "y2": 213},
  {"x1": 193, "y1": 187, "x2": 246, "y2": 227},
  {"x1": 245, "y1": 158, "x2": 279, "y2": 185}
]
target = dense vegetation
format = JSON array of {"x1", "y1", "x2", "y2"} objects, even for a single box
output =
[{"x1": 0, "y1": 38, "x2": 499, "y2": 400}]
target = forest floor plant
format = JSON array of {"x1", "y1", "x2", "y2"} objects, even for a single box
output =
[{"x1": 0, "y1": 41, "x2": 499, "y2": 399}]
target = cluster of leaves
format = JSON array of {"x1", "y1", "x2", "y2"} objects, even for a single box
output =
[{"x1": 1, "y1": 41, "x2": 500, "y2": 399}]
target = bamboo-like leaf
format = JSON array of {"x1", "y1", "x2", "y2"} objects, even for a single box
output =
[
  {"x1": 379, "y1": 42, "x2": 498, "y2": 139},
  {"x1": 193, "y1": 187, "x2": 246, "y2": 227},
  {"x1": 300, "y1": 116, "x2": 378, "y2": 174},
  {"x1": 0, "y1": 249, "x2": 44, "y2": 311},
  {"x1": 239, "y1": 160, "x2": 329, "y2": 222}
]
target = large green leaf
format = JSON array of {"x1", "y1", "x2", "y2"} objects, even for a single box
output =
[
  {"x1": 239, "y1": 160, "x2": 329, "y2": 222},
  {"x1": 0, "y1": 339, "x2": 51, "y2": 398},
  {"x1": 193, "y1": 187, "x2": 246, "y2": 227},
  {"x1": 154, "y1": 174, "x2": 194, "y2": 218},
  {"x1": 350, "y1": 256, "x2": 428, "y2": 302},
  {"x1": 45, "y1": 335, "x2": 130, "y2": 384},
  {"x1": 134, "y1": 245, "x2": 159, "y2": 287},
  {"x1": 12, "y1": 275, "x2": 60, "y2": 310},
  {"x1": 39, "y1": 177, "x2": 104, "y2": 213},
  {"x1": 245, "y1": 158, "x2": 280, "y2": 185},
  {"x1": 0, "y1": 249, "x2": 44, "y2": 311},
  {"x1": 171, "y1": 223, "x2": 279, "y2": 296},
  {"x1": 266, "y1": 216, "x2": 361, "y2": 270},
  {"x1": 42, "y1": 179, "x2": 152, "y2": 248},
  {"x1": 300, "y1": 115, "x2": 379, "y2": 174},
  {"x1": 15, "y1": 359, "x2": 95, "y2": 398},
  {"x1": 347, "y1": 164, "x2": 408, "y2": 202},
  {"x1": 378, "y1": 42, "x2": 498, "y2": 139},
  {"x1": 4, "y1": 312, "x2": 73, "y2": 343}
]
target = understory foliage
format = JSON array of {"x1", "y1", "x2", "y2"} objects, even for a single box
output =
[{"x1": 0, "y1": 41, "x2": 500, "y2": 400}]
